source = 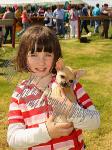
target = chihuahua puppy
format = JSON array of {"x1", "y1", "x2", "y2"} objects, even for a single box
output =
[{"x1": 50, "y1": 62, "x2": 85, "y2": 123}]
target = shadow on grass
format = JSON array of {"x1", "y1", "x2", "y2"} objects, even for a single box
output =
[
  {"x1": 0, "y1": 73, "x2": 5, "y2": 76},
  {"x1": 0, "y1": 59, "x2": 12, "y2": 68}
]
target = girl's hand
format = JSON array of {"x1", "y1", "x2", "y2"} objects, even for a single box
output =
[{"x1": 46, "y1": 116, "x2": 74, "y2": 139}]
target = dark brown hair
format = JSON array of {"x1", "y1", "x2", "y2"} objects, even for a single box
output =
[{"x1": 16, "y1": 25, "x2": 62, "y2": 73}]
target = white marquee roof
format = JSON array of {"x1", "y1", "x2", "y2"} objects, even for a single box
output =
[
  {"x1": 83, "y1": 0, "x2": 112, "y2": 7},
  {"x1": 0, "y1": 0, "x2": 112, "y2": 6},
  {"x1": 0, "y1": 0, "x2": 84, "y2": 5}
]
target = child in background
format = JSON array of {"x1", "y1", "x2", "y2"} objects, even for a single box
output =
[{"x1": 7, "y1": 25, "x2": 100, "y2": 150}]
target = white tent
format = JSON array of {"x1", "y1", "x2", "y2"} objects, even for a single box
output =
[
  {"x1": 83, "y1": 0, "x2": 112, "y2": 7},
  {"x1": 0, "y1": 0, "x2": 37, "y2": 5},
  {"x1": 0, "y1": 0, "x2": 111, "y2": 6},
  {"x1": 0, "y1": 0, "x2": 84, "y2": 5},
  {"x1": 69, "y1": 0, "x2": 84, "y2": 4}
]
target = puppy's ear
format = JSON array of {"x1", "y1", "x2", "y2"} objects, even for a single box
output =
[
  {"x1": 74, "y1": 69, "x2": 86, "y2": 80},
  {"x1": 56, "y1": 58, "x2": 65, "y2": 71}
]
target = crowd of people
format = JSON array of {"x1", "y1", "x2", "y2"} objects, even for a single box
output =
[{"x1": 0, "y1": 2, "x2": 112, "y2": 46}]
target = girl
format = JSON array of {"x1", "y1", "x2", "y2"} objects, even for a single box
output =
[{"x1": 7, "y1": 25, "x2": 100, "y2": 150}]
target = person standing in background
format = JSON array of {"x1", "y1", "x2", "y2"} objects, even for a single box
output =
[
  {"x1": 2, "y1": 6, "x2": 15, "y2": 44},
  {"x1": 69, "y1": 5, "x2": 78, "y2": 38},
  {"x1": 44, "y1": 7, "x2": 53, "y2": 29},
  {"x1": 80, "y1": 4, "x2": 91, "y2": 36},
  {"x1": 101, "y1": 4, "x2": 110, "y2": 39},
  {"x1": 15, "y1": 6, "x2": 22, "y2": 25},
  {"x1": 53, "y1": 4, "x2": 65, "y2": 37},
  {"x1": 17, "y1": 6, "x2": 30, "y2": 37},
  {"x1": 92, "y1": 3, "x2": 101, "y2": 33},
  {"x1": 38, "y1": 6, "x2": 45, "y2": 16},
  {"x1": 89, "y1": 6, "x2": 95, "y2": 27}
]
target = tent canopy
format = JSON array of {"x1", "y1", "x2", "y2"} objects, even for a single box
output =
[
  {"x1": 0, "y1": 0, "x2": 84, "y2": 5},
  {"x1": 0, "y1": 0, "x2": 37, "y2": 5},
  {"x1": 0, "y1": 0, "x2": 112, "y2": 6},
  {"x1": 83, "y1": 0, "x2": 112, "y2": 7}
]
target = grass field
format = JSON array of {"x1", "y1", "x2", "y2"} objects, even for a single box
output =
[{"x1": 0, "y1": 31, "x2": 112, "y2": 150}]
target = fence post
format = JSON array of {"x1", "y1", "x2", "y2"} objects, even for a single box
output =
[
  {"x1": 78, "y1": 17, "x2": 80, "y2": 39},
  {"x1": 12, "y1": 19, "x2": 16, "y2": 48}
]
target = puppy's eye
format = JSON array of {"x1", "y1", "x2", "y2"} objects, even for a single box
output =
[
  {"x1": 60, "y1": 75, "x2": 65, "y2": 79},
  {"x1": 69, "y1": 80, "x2": 73, "y2": 83}
]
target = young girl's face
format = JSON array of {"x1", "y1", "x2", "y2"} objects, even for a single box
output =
[{"x1": 27, "y1": 51, "x2": 54, "y2": 77}]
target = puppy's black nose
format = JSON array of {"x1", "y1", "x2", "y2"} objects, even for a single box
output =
[
  {"x1": 69, "y1": 80, "x2": 73, "y2": 83},
  {"x1": 60, "y1": 82, "x2": 68, "y2": 87}
]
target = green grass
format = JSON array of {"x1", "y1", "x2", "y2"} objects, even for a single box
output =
[
  {"x1": 0, "y1": 32, "x2": 112, "y2": 149},
  {"x1": 60, "y1": 37, "x2": 112, "y2": 150}
]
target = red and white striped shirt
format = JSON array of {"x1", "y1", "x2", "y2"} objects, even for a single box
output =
[{"x1": 7, "y1": 76, "x2": 100, "y2": 150}]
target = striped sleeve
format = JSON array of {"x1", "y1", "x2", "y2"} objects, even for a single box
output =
[
  {"x1": 74, "y1": 82, "x2": 93, "y2": 109},
  {"x1": 8, "y1": 95, "x2": 25, "y2": 125},
  {"x1": 67, "y1": 82, "x2": 100, "y2": 130},
  {"x1": 8, "y1": 82, "x2": 26, "y2": 125}
]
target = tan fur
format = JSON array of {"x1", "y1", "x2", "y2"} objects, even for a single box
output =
[{"x1": 50, "y1": 66, "x2": 85, "y2": 123}]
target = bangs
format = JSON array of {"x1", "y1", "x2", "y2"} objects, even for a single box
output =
[{"x1": 31, "y1": 37, "x2": 53, "y2": 54}]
